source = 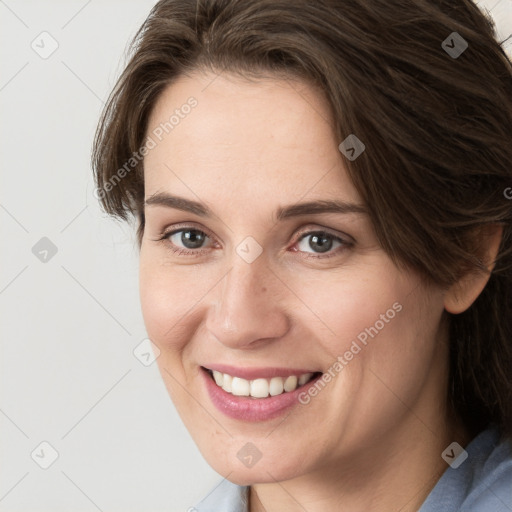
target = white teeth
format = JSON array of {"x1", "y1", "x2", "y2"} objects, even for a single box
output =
[
  {"x1": 222, "y1": 374, "x2": 232, "y2": 393},
  {"x1": 213, "y1": 370, "x2": 223, "y2": 387},
  {"x1": 231, "y1": 377, "x2": 250, "y2": 396},
  {"x1": 269, "y1": 376, "x2": 284, "y2": 396},
  {"x1": 283, "y1": 375, "x2": 298, "y2": 392},
  {"x1": 250, "y1": 378, "x2": 269, "y2": 398},
  {"x1": 209, "y1": 370, "x2": 316, "y2": 398},
  {"x1": 298, "y1": 373, "x2": 313, "y2": 386}
]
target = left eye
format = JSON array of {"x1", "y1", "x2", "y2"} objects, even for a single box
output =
[
  {"x1": 296, "y1": 231, "x2": 344, "y2": 254},
  {"x1": 166, "y1": 229, "x2": 211, "y2": 250}
]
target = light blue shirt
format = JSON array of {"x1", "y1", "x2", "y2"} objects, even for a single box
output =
[{"x1": 194, "y1": 426, "x2": 512, "y2": 511}]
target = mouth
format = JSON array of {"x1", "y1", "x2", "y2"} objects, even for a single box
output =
[
  {"x1": 202, "y1": 366, "x2": 321, "y2": 399},
  {"x1": 200, "y1": 365, "x2": 323, "y2": 421}
]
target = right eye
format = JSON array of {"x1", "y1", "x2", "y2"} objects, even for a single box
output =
[{"x1": 156, "y1": 225, "x2": 216, "y2": 256}]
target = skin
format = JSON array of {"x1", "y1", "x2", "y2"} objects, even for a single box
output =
[{"x1": 139, "y1": 70, "x2": 498, "y2": 511}]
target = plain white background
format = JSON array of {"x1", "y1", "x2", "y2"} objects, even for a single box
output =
[{"x1": 1, "y1": 1, "x2": 511, "y2": 511}]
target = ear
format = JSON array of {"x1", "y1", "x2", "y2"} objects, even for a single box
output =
[{"x1": 444, "y1": 224, "x2": 503, "y2": 314}]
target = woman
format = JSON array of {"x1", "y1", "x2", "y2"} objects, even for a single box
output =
[{"x1": 92, "y1": 0, "x2": 512, "y2": 510}]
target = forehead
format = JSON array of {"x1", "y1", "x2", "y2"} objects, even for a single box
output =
[{"x1": 143, "y1": 71, "x2": 361, "y2": 205}]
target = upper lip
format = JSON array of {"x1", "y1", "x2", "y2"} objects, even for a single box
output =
[{"x1": 202, "y1": 364, "x2": 320, "y2": 380}]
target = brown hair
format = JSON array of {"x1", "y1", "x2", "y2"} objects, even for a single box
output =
[{"x1": 92, "y1": 0, "x2": 512, "y2": 440}]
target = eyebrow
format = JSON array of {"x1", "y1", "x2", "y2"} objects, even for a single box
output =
[{"x1": 144, "y1": 192, "x2": 367, "y2": 221}]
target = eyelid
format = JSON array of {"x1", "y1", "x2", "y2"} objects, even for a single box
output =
[
  {"x1": 293, "y1": 224, "x2": 355, "y2": 244},
  {"x1": 161, "y1": 222, "x2": 217, "y2": 243}
]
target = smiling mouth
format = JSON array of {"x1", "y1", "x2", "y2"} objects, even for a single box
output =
[{"x1": 202, "y1": 367, "x2": 321, "y2": 399}]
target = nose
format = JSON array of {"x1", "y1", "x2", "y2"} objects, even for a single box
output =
[{"x1": 205, "y1": 255, "x2": 290, "y2": 350}]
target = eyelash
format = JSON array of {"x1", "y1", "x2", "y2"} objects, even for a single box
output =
[{"x1": 154, "y1": 224, "x2": 353, "y2": 260}]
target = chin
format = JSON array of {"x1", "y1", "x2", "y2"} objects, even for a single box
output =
[{"x1": 195, "y1": 436, "x2": 314, "y2": 486}]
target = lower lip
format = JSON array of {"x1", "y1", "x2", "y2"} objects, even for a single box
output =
[{"x1": 201, "y1": 367, "x2": 321, "y2": 422}]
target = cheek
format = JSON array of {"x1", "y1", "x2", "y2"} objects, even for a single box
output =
[
  {"x1": 332, "y1": 273, "x2": 444, "y2": 417},
  {"x1": 297, "y1": 268, "x2": 445, "y2": 447},
  {"x1": 297, "y1": 262, "x2": 443, "y2": 403},
  {"x1": 138, "y1": 257, "x2": 208, "y2": 409},
  {"x1": 291, "y1": 266, "x2": 407, "y2": 355},
  {"x1": 138, "y1": 255, "x2": 206, "y2": 354}
]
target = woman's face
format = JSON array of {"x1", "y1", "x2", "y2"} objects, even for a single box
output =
[{"x1": 139, "y1": 70, "x2": 450, "y2": 484}]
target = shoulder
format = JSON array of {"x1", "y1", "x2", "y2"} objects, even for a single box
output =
[
  {"x1": 461, "y1": 428, "x2": 512, "y2": 512},
  {"x1": 420, "y1": 426, "x2": 512, "y2": 512},
  {"x1": 193, "y1": 478, "x2": 249, "y2": 512}
]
